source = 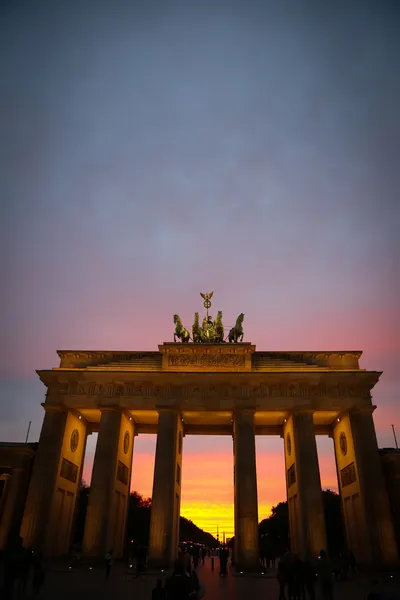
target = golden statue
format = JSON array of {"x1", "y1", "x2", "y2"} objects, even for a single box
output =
[
  {"x1": 173, "y1": 314, "x2": 190, "y2": 343},
  {"x1": 200, "y1": 291, "x2": 214, "y2": 310}
]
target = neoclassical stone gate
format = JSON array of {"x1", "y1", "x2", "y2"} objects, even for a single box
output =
[{"x1": 20, "y1": 343, "x2": 398, "y2": 567}]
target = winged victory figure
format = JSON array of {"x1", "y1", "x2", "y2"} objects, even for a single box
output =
[{"x1": 200, "y1": 291, "x2": 214, "y2": 303}]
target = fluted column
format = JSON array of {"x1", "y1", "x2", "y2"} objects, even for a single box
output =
[
  {"x1": 83, "y1": 409, "x2": 135, "y2": 558},
  {"x1": 20, "y1": 408, "x2": 67, "y2": 550},
  {"x1": 148, "y1": 409, "x2": 183, "y2": 568},
  {"x1": 21, "y1": 406, "x2": 87, "y2": 555},
  {"x1": 283, "y1": 411, "x2": 326, "y2": 558},
  {"x1": 233, "y1": 410, "x2": 259, "y2": 571},
  {"x1": 333, "y1": 408, "x2": 398, "y2": 564}
]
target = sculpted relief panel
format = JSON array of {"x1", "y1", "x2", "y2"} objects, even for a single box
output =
[{"x1": 168, "y1": 354, "x2": 246, "y2": 368}]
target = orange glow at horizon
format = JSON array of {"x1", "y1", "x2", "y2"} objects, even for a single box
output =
[{"x1": 82, "y1": 434, "x2": 339, "y2": 537}]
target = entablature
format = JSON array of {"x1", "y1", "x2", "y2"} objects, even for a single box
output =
[
  {"x1": 39, "y1": 369, "x2": 379, "y2": 415},
  {"x1": 54, "y1": 345, "x2": 363, "y2": 371}
]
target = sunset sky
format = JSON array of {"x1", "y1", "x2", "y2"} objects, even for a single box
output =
[{"x1": 1, "y1": 1, "x2": 399, "y2": 537}]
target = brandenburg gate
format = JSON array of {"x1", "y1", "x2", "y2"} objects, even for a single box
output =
[{"x1": 19, "y1": 295, "x2": 398, "y2": 568}]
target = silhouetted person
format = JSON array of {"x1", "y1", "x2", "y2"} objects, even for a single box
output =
[
  {"x1": 293, "y1": 555, "x2": 306, "y2": 600},
  {"x1": 188, "y1": 566, "x2": 200, "y2": 596},
  {"x1": 152, "y1": 579, "x2": 166, "y2": 600},
  {"x1": 180, "y1": 548, "x2": 191, "y2": 574},
  {"x1": 347, "y1": 550, "x2": 357, "y2": 578},
  {"x1": 219, "y1": 547, "x2": 228, "y2": 576},
  {"x1": 317, "y1": 550, "x2": 334, "y2": 600},
  {"x1": 32, "y1": 552, "x2": 45, "y2": 597},
  {"x1": 3, "y1": 537, "x2": 25, "y2": 600},
  {"x1": 192, "y1": 546, "x2": 199, "y2": 570},
  {"x1": 303, "y1": 558, "x2": 317, "y2": 600},
  {"x1": 336, "y1": 552, "x2": 347, "y2": 581},
  {"x1": 136, "y1": 545, "x2": 147, "y2": 577},
  {"x1": 277, "y1": 550, "x2": 292, "y2": 600},
  {"x1": 165, "y1": 560, "x2": 195, "y2": 600},
  {"x1": 16, "y1": 546, "x2": 33, "y2": 597},
  {"x1": 260, "y1": 547, "x2": 266, "y2": 570},
  {"x1": 105, "y1": 549, "x2": 113, "y2": 580}
]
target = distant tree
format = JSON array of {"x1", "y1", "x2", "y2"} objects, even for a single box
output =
[
  {"x1": 130, "y1": 491, "x2": 152, "y2": 508},
  {"x1": 126, "y1": 492, "x2": 152, "y2": 548},
  {"x1": 72, "y1": 481, "x2": 90, "y2": 545},
  {"x1": 322, "y1": 488, "x2": 346, "y2": 556},
  {"x1": 72, "y1": 488, "x2": 221, "y2": 554},
  {"x1": 257, "y1": 490, "x2": 346, "y2": 557},
  {"x1": 259, "y1": 501, "x2": 289, "y2": 555}
]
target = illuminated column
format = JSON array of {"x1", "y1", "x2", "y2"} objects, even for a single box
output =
[
  {"x1": 21, "y1": 406, "x2": 87, "y2": 555},
  {"x1": 83, "y1": 409, "x2": 135, "y2": 558},
  {"x1": 333, "y1": 408, "x2": 398, "y2": 564},
  {"x1": 283, "y1": 411, "x2": 326, "y2": 558},
  {"x1": 233, "y1": 410, "x2": 259, "y2": 571},
  {"x1": 148, "y1": 409, "x2": 183, "y2": 568}
]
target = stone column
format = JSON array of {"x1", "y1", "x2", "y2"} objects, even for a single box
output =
[
  {"x1": 333, "y1": 408, "x2": 398, "y2": 564},
  {"x1": 20, "y1": 406, "x2": 87, "y2": 555},
  {"x1": 83, "y1": 409, "x2": 134, "y2": 558},
  {"x1": 233, "y1": 410, "x2": 259, "y2": 571},
  {"x1": 20, "y1": 407, "x2": 68, "y2": 550},
  {"x1": 283, "y1": 411, "x2": 326, "y2": 558},
  {"x1": 148, "y1": 409, "x2": 183, "y2": 568}
]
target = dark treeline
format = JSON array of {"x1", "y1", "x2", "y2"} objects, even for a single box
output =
[
  {"x1": 73, "y1": 485, "x2": 345, "y2": 555},
  {"x1": 73, "y1": 485, "x2": 217, "y2": 551}
]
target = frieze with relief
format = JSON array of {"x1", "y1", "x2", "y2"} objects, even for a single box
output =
[
  {"x1": 168, "y1": 354, "x2": 246, "y2": 368},
  {"x1": 48, "y1": 380, "x2": 371, "y2": 399}
]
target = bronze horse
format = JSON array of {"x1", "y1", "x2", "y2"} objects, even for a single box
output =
[
  {"x1": 192, "y1": 312, "x2": 202, "y2": 343},
  {"x1": 214, "y1": 311, "x2": 225, "y2": 343},
  {"x1": 173, "y1": 314, "x2": 190, "y2": 343},
  {"x1": 228, "y1": 313, "x2": 244, "y2": 343}
]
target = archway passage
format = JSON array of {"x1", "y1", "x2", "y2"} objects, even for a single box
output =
[
  {"x1": 180, "y1": 434, "x2": 234, "y2": 544},
  {"x1": 316, "y1": 436, "x2": 346, "y2": 558}
]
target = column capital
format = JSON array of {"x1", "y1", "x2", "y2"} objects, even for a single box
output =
[
  {"x1": 70, "y1": 409, "x2": 88, "y2": 425},
  {"x1": 233, "y1": 409, "x2": 256, "y2": 424},
  {"x1": 156, "y1": 407, "x2": 180, "y2": 414},
  {"x1": 289, "y1": 408, "x2": 315, "y2": 416},
  {"x1": 122, "y1": 409, "x2": 135, "y2": 423}
]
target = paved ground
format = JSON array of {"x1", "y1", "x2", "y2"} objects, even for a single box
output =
[{"x1": 5, "y1": 557, "x2": 400, "y2": 600}]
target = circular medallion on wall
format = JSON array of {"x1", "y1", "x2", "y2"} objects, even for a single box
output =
[
  {"x1": 123, "y1": 431, "x2": 130, "y2": 454},
  {"x1": 287, "y1": 433, "x2": 292, "y2": 456},
  {"x1": 70, "y1": 429, "x2": 79, "y2": 452},
  {"x1": 339, "y1": 432, "x2": 347, "y2": 456}
]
